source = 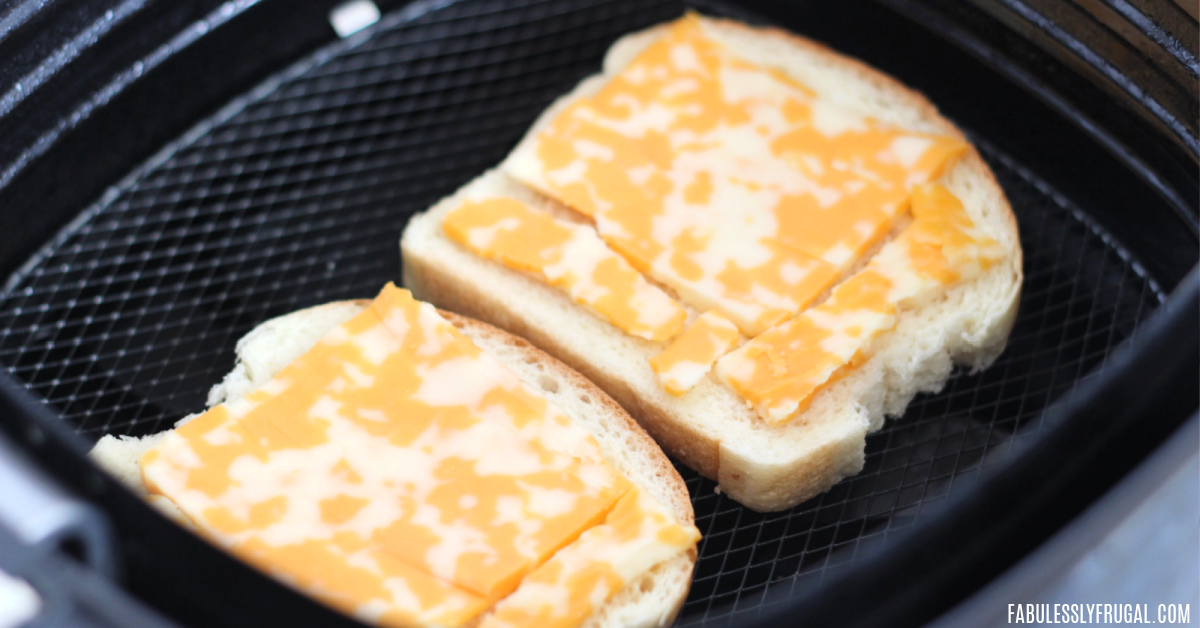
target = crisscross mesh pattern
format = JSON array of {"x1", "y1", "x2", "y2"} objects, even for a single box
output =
[{"x1": 0, "y1": 0, "x2": 1161, "y2": 623}]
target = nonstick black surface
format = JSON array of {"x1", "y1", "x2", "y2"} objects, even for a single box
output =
[{"x1": 0, "y1": 0, "x2": 1180, "y2": 625}]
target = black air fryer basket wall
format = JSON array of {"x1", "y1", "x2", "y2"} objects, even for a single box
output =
[{"x1": 0, "y1": 1, "x2": 1194, "y2": 627}]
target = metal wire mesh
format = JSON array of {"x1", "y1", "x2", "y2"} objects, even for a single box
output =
[{"x1": 0, "y1": 0, "x2": 1162, "y2": 624}]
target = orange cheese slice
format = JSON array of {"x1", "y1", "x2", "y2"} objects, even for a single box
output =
[
  {"x1": 442, "y1": 196, "x2": 686, "y2": 342},
  {"x1": 715, "y1": 270, "x2": 897, "y2": 423},
  {"x1": 141, "y1": 284, "x2": 632, "y2": 627},
  {"x1": 505, "y1": 14, "x2": 967, "y2": 336},
  {"x1": 768, "y1": 128, "x2": 967, "y2": 265},
  {"x1": 479, "y1": 487, "x2": 701, "y2": 628},
  {"x1": 649, "y1": 310, "x2": 741, "y2": 395},
  {"x1": 716, "y1": 183, "x2": 1002, "y2": 424}
]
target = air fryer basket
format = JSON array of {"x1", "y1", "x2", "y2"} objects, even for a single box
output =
[{"x1": 0, "y1": 1, "x2": 1194, "y2": 627}]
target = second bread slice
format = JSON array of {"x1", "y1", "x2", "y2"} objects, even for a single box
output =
[{"x1": 401, "y1": 15, "x2": 1022, "y2": 512}]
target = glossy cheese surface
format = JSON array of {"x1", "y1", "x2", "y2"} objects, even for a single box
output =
[
  {"x1": 716, "y1": 183, "x2": 1002, "y2": 424},
  {"x1": 649, "y1": 310, "x2": 741, "y2": 395},
  {"x1": 141, "y1": 284, "x2": 633, "y2": 627},
  {"x1": 506, "y1": 14, "x2": 966, "y2": 336},
  {"x1": 480, "y1": 487, "x2": 700, "y2": 628},
  {"x1": 442, "y1": 196, "x2": 686, "y2": 341}
]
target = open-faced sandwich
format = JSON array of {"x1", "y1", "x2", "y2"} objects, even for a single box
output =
[
  {"x1": 91, "y1": 284, "x2": 700, "y2": 628},
  {"x1": 401, "y1": 13, "x2": 1022, "y2": 512}
]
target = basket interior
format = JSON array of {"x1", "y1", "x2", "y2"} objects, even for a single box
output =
[{"x1": 0, "y1": 0, "x2": 1166, "y2": 624}]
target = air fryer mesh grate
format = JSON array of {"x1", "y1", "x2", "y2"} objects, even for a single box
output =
[{"x1": 0, "y1": 0, "x2": 1162, "y2": 624}]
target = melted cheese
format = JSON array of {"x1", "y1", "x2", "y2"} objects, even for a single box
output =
[
  {"x1": 443, "y1": 196, "x2": 686, "y2": 342},
  {"x1": 649, "y1": 310, "x2": 740, "y2": 395},
  {"x1": 715, "y1": 183, "x2": 1002, "y2": 424},
  {"x1": 141, "y1": 284, "x2": 635, "y2": 627},
  {"x1": 505, "y1": 14, "x2": 966, "y2": 336},
  {"x1": 479, "y1": 487, "x2": 700, "y2": 628}
]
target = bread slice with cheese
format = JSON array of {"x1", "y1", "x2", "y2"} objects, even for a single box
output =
[
  {"x1": 400, "y1": 15, "x2": 1022, "y2": 512},
  {"x1": 91, "y1": 298, "x2": 697, "y2": 628}
]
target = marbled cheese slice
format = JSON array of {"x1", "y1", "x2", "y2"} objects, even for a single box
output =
[
  {"x1": 505, "y1": 14, "x2": 966, "y2": 336},
  {"x1": 715, "y1": 270, "x2": 897, "y2": 423},
  {"x1": 141, "y1": 284, "x2": 632, "y2": 627},
  {"x1": 649, "y1": 310, "x2": 741, "y2": 395},
  {"x1": 442, "y1": 196, "x2": 686, "y2": 342},
  {"x1": 479, "y1": 487, "x2": 700, "y2": 628},
  {"x1": 716, "y1": 183, "x2": 1003, "y2": 424}
]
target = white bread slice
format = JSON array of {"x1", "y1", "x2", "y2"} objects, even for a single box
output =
[
  {"x1": 91, "y1": 301, "x2": 697, "y2": 628},
  {"x1": 400, "y1": 15, "x2": 1023, "y2": 512}
]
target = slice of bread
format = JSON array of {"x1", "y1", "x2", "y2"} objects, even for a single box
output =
[
  {"x1": 400, "y1": 15, "x2": 1022, "y2": 512},
  {"x1": 91, "y1": 301, "x2": 697, "y2": 628}
]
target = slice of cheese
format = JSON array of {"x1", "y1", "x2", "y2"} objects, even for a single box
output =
[
  {"x1": 505, "y1": 14, "x2": 966, "y2": 336},
  {"x1": 649, "y1": 310, "x2": 740, "y2": 395},
  {"x1": 442, "y1": 196, "x2": 686, "y2": 342},
  {"x1": 716, "y1": 183, "x2": 1002, "y2": 424},
  {"x1": 479, "y1": 487, "x2": 701, "y2": 628},
  {"x1": 141, "y1": 284, "x2": 634, "y2": 627},
  {"x1": 715, "y1": 270, "x2": 897, "y2": 423}
]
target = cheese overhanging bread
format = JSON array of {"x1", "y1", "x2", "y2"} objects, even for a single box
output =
[
  {"x1": 91, "y1": 286, "x2": 699, "y2": 628},
  {"x1": 401, "y1": 14, "x2": 1022, "y2": 512}
]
